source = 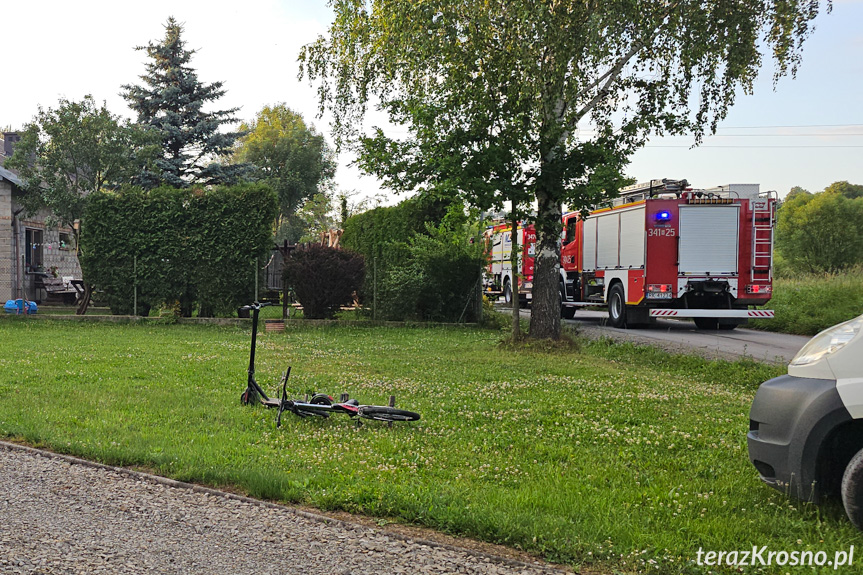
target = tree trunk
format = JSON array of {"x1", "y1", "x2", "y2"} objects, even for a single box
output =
[
  {"x1": 529, "y1": 187, "x2": 562, "y2": 340},
  {"x1": 75, "y1": 282, "x2": 92, "y2": 315},
  {"x1": 509, "y1": 212, "x2": 521, "y2": 340}
]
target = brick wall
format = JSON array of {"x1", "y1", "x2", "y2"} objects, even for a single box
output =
[{"x1": 0, "y1": 180, "x2": 14, "y2": 301}]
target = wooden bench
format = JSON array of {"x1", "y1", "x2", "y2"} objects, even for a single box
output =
[{"x1": 40, "y1": 276, "x2": 79, "y2": 305}]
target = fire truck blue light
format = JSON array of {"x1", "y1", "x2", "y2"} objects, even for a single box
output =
[{"x1": 656, "y1": 211, "x2": 672, "y2": 222}]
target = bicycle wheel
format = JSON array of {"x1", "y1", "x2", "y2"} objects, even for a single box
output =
[
  {"x1": 295, "y1": 394, "x2": 333, "y2": 418},
  {"x1": 357, "y1": 406, "x2": 421, "y2": 422}
]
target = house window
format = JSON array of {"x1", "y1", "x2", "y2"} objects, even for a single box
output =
[
  {"x1": 59, "y1": 231, "x2": 76, "y2": 251},
  {"x1": 25, "y1": 228, "x2": 44, "y2": 271}
]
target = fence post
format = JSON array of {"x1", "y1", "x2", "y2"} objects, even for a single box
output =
[
  {"x1": 477, "y1": 265, "x2": 483, "y2": 323},
  {"x1": 133, "y1": 255, "x2": 137, "y2": 317},
  {"x1": 373, "y1": 255, "x2": 378, "y2": 321},
  {"x1": 254, "y1": 257, "x2": 259, "y2": 302}
]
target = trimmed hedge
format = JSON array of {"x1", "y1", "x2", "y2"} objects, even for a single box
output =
[
  {"x1": 341, "y1": 193, "x2": 484, "y2": 322},
  {"x1": 80, "y1": 183, "x2": 277, "y2": 316},
  {"x1": 340, "y1": 192, "x2": 453, "y2": 260}
]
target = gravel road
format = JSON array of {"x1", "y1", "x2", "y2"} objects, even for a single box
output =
[{"x1": 0, "y1": 442, "x2": 566, "y2": 575}]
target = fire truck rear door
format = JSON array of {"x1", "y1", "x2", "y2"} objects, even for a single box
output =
[{"x1": 678, "y1": 205, "x2": 739, "y2": 275}]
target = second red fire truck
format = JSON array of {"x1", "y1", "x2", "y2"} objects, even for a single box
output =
[{"x1": 485, "y1": 178, "x2": 776, "y2": 329}]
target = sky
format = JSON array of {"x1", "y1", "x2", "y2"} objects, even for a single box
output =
[{"x1": 2, "y1": 0, "x2": 861, "y2": 205}]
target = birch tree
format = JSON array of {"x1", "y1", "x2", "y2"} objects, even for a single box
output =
[{"x1": 301, "y1": 0, "x2": 828, "y2": 339}]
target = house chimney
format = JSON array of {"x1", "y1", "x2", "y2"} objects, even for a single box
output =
[{"x1": 2, "y1": 131, "x2": 20, "y2": 158}]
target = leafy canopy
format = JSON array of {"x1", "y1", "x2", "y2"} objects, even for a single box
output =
[
  {"x1": 776, "y1": 183, "x2": 863, "y2": 274},
  {"x1": 122, "y1": 17, "x2": 248, "y2": 189},
  {"x1": 301, "y1": 0, "x2": 828, "y2": 339},
  {"x1": 5, "y1": 95, "x2": 145, "y2": 238},
  {"x1": 234, "y1": 104, "x2": 336, "y2": 220}
]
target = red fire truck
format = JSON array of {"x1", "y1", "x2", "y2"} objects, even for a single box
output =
[
  {"x1": 485, "y1": 178, "x2": 776, "y2": 329},
  {"x1": 560, "y1": 178, "x2": 775, "y2": 329},
  {"x1": 484, "y1": 221, "x2": 536, "y2": 306}
]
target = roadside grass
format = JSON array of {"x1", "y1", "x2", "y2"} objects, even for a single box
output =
[
  {"x1": 0, "y1": 318, "x2": 859, "y2": 573},
  {"x1": 750, "y1": 268, "x2": 863, "y2": 335}
]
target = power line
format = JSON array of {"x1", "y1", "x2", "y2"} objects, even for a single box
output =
[
  {"x1": 659, "y1": 133, "x2": 863, "y2": 137},
  {"x1": 715, "y1": 123, "x2": 863, "y2": 129},
  {"x1": 646, "y1": 145, "x2": 863, "y2": 148}
]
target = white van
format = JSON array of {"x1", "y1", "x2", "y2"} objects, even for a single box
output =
[{"x1": 748, "y1": 314, "x2": 863, "y2": 528}]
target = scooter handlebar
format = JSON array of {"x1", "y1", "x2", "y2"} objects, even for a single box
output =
[{"x1": 240, "y1": 302, "x2": 275, "y2": 311}]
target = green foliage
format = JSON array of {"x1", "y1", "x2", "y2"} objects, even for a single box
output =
[
  {"x1": 340, "y1": 191, "x2": 454, "y2": 261},
  {"x1": 301, "y1": 0, "x2": 826, "y2": 339},
  {"x1": 376, "y1": 223, "x2": 485, "y2": 323},
  {"x1": 823, "y1": 180, "x2": 863, "y2": 199},
  {"x1": 282, "y1": 245, "x2": 364, "y2": 319},
  {"x1": 276, "y1": 193, "x2": 338, "y2": 245},
  {"x1": 750, "y1": 267, "x2": 863, "y2": 335},
  {"x1": 122, "y1": 17, "x2": 248, "y2": 189},
  {"x1": 80, "y1": 183, "x2": 277, "y2": 316},
  {"x1": 776, "y1": 186, "x2": 863, "y2": 274},
  {"x1": 341, "y1": 192, "x2": 482, "y2": 322},
  {"x1": 5, "y1": 95, "x2": 148, "y2": 237},
  {"x1": 234, "y1": 104, "x2": 336, "y2": 220}
]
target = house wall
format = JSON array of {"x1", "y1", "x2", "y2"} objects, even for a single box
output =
[
  {"x1": 0, "y1": 179, "x2": 14, "y2": 301},
  {"x1": 14, "y1": 205, "x2": 82, "y2": 303},
  {"x1": 0, "y1": 186, "x2": 82, "y2": 303},
  {"x1": 1, "y1": 132, "x2": 83, "y2": 304}
]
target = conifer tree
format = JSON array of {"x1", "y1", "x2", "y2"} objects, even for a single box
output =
[{"x1": 122, "y1": 17, "x2": 248, "y2": 188}]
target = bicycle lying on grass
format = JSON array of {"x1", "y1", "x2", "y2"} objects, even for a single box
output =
[{"x1": 239, "y1": 302, "x2": 420, "y2": 427}]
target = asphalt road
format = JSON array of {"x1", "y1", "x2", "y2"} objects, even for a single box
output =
[{"x1": 513, "y1": 308, "x2": 810, "y2": 364}]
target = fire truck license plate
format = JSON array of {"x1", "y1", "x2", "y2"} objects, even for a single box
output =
[{"x1": 650, "y1": 293, "x2": 672, "y2": 299}]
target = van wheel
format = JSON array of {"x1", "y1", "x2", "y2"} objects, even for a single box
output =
[
  {"x1": 607, "y1": 284, "x2": 626, "y2": 328},
  {"x1": 841, "y1": 447, "x2": 863, "y2": 530},
  {"x1": 560, "y1": 282, "x2": 576, "y2": 319}
]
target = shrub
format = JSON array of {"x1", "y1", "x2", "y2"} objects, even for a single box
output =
[
  {"x1": 776, "y1": 189, "x2": 863, "y2": 274},
  {"x1": 376, "y1": 233, "x2": 484, "y2": 322},
  {"x1": 282, "y1": 245, "x2": 365, "y2": 319}
]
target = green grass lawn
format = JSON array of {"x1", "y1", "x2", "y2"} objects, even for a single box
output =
[{"x1": 0, "y1": 318, "x2": 859, "y2": 573}]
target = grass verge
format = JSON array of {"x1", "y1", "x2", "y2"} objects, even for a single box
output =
[
  {"x1": 0, "y1": 318, "x2": 858, "y2": 573},
  {"x1": 750, "y1": 268, "x2": 863, "y2": 335}
]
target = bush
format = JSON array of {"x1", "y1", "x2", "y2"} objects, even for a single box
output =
[
  {"x1": 342, "y1": 192, "x2": 486, "y2": 322},
  {"x1": 776, "y1": 189, "x2": 863, "y2": 274},
  {"x1": 376, "y1": 232, "x2": 484, "y2": 322},
  {"x1": 283, "y1": 245, "x2": 365, "y2": 319}
]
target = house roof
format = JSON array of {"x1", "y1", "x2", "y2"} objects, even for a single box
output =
[{"x1": 0, "y1": 164, "x2": 22, "y2": 187}]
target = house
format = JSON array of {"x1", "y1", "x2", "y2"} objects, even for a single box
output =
[{"x1": 1, "y1": 131, "x2": 82, "y2": 303}]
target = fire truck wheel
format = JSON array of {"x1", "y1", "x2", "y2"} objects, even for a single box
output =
[
  {"x1": 560, "y1": 283, "x2": 576, "y2": 319},
  {"x1": 503, "y1": 278, "x2": 513, "y2": 305},
  {"x1": 842, "y1": 447, "x2": 863, "y2": 530},
  {"x1": 607, "y1": 284, "x2": 626, "y2": 328},
  {"x1": 694, "y1": 317, "x2": 720, "y2": 330}
]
